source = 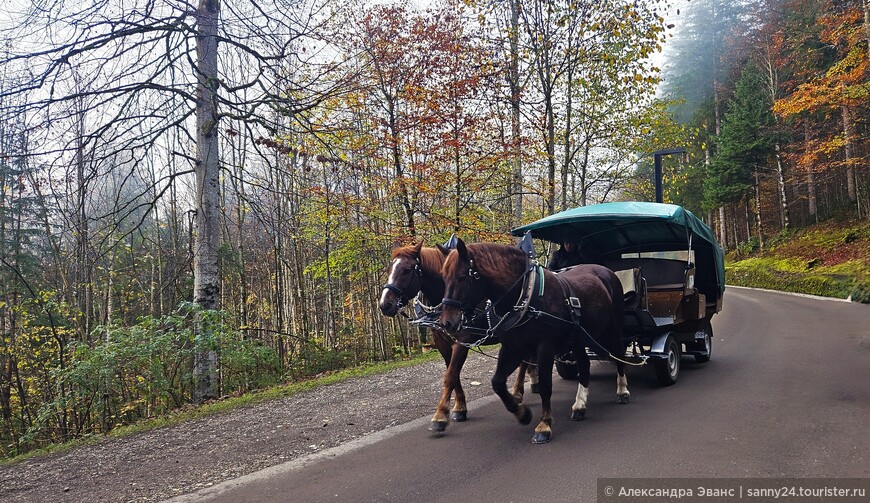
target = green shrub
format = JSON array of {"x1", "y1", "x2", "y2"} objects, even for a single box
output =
[
  {"x1": 726, "y1": 258, "x2": 869, "y2": 302},
  {"x1": 23, "y1": 303, "x2": 283, "y2": 452},
  {"x1": 848, "y1": 280, "x2": 870, "y2": 303}
]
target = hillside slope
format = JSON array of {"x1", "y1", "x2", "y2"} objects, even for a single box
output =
[{"x1": 725, "y1": 219, "x2": 870, "y2": 303}]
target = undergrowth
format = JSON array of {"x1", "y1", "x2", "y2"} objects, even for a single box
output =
[
  {"x1": 0, "y1": 350, "x2": 443, "y2": 466},
  {"x1": 725, "y1": 219, "x2": 870, "y2": 302}
]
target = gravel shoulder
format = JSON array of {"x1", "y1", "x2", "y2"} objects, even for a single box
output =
[{"x1": 0, "y1": 352, "x2": 499, "y2": 503}]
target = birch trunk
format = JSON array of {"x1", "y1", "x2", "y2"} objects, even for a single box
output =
[
  {"x1": 842, "y1": 105, "x2": 856, "y2": 203},
  {"x1": 804, "y1": 121, "x2": 818, "y2": 221},
  {"x1": 761, "y1": 48, "x2": 790, "y2": 229},
  {"x1": 193, "y1": 0, "x2": 221, "y2": 402},
  {"x1": 754, "y1": 167, "x2": 764, "y2": 251}
]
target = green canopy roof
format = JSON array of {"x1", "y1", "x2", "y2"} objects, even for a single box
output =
[{"x1": 511, "y1": 202, "x2": 725, "y2": 298}]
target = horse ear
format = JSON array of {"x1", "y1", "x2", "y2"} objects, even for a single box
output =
[
  {"x1": 455, "y1": 237, "x2": 469, "y2": 261},
  {"x1": 413, "y1": 240, "x2": 423, "y2": 255},
  {"x1": 435, "y1": 244, "x2": 450, "y2": 256}
]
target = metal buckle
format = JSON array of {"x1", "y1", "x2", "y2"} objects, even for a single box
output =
[{"x1": 567, "y1": 297, "x2": 581, "y2": 309}]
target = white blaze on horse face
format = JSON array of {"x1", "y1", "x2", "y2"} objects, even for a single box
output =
[
  {"x1": 572, "y1": 384, "x2": 589, "y2": 412},
  {"x1": 616, "y1": 374, "x2": 629, "y2": 397},
  {"x1": 380, "y1": 258, "x2": 404, "y2": 305}
]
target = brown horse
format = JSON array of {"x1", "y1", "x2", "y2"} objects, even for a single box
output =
[
  {"x1": 439, "y1": 238, "x2": 629, "y2": 444},
  {"x1": 379, "y1": 241, "x2": 536, "y2": 433}
]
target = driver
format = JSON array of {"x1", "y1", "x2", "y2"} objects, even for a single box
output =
[{"x1": 547, "y1": 240, "x2": 584, "y2": 270}]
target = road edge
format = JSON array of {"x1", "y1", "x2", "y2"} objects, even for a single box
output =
[
  {"x1": 161, "y1": 393, "x2": 501, "y2": 502},
  {"x1": 726, "y1": 284, "x2": 854, "y2": 303}
]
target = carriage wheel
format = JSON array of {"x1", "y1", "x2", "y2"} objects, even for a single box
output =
[
  {"x1": 654, "y1": 334, "x2": 680, "y2": 386},
  {"x1": 693, "y1": 322, "x2": 713, "y2": 363},
  {"x1": 555, "y1": 353, "x2": 579, "y2": 380}
]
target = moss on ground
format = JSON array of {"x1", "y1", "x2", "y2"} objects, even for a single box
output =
[{"x1": 725, "y1": 220, "x2": 870, "y2": 303}]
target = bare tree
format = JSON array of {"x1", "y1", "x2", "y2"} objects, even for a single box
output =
[{"x1": 0, "y1": 0, "x2": 340, "y2": 402}]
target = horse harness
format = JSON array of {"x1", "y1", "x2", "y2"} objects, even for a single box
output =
[{"x1": 441, "y1": 258, "x2": 628, "y2": 362}]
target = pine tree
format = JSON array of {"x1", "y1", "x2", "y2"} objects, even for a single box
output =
[{"x1": 704, "y1": 61, "x2": 776, "y2": 210}]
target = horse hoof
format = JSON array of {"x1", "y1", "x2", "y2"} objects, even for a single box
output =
[
  {"x1": 617, "y1": 394, "x2": 630, "y2": 404},
  {"x1": 532, "y1": 431, "x2": 551, "y2": 444},
  {"x1": 518, "y1": 406, "x2": 533, "y2": 425},
  {"x1": 530, "y1": 383, "x2": 540, "y2": 394},
  {"x1": 570, "y1": 409, "x2": 586, "y2": 421},
  {"x1": 429, "y1": 421, "x2": 448, "y2": 434},
  {"x1": 451, "y1": 411, "x2": 468, "y2": 422}
]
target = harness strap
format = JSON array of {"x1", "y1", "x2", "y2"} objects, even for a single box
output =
[
  {"x1": 382, "y1": 283, "x2": 405, "y2": 296},
  {"x1": 538, "y1": 274, "x2": 646, "y2": 367},
  {"x1": 468, "y1": 259, "x2": 543, "y2": 335}
]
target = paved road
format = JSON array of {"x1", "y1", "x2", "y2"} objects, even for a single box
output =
[{"x1": 172, "y1": 288, "x2": 870, "y2": 502}]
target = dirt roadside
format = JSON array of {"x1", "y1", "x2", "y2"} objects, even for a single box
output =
[{"x1": 0, "y1": 353, "x2": 500, "y2": 503}]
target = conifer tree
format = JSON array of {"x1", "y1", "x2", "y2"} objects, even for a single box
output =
[{"x1": 704, "y1": 62, "x2": 775, "y2": 210}]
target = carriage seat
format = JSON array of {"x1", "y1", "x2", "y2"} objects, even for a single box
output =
[
  {"x1": 606, "y1": 258, "x2": 692, "y2": 293},
  {"x1": 613, "y1": 268, "x2": 645, "y2": 311}
]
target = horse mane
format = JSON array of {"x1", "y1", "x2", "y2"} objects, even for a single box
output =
[
  {"x1": 419, "y1": 247, "x2": 448, "y2": 274},
  {"x1": 391, "y1": 244, "x2": 446, "y2": 275}
]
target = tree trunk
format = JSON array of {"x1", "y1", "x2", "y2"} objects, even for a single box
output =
[
  {"x1": 713, "y1": 78, "x2": 727, "y2": 249},
  {"x1": 386, "y1": 98, "x2": 415, "y2": 237},
  {"x1": 761, "y1": 49, "x2": 790, "y2": 229},
  {"x1": 580, "y1": 141, "x2": 590, "y2": 206},
  {"x1": 74, "y1": 96, "x2": 94, "y2": 343},
  {"x1": 322, "y1": 162, "x2": 335, "y2": 347},
  {"x1": 104, "y1": 249, "x2": 115, "y2": 327},
  {"x1": 509, "y1": 0, "x2": 522, "y2": 227},
  {"x1": 842, "y1": 105, "x2": 856, "y2": 203},
  {"x1": 744, "y1": 200, "x2": 751, "y2": 246},
  {"x1": 545, "y1": 95, "x2": 556, "y2": 215},
  {"x1": 774, "y1": 143, "x2": 790, "y2": 229},
  {"x1": 804, "y1": 120, "x2": 818, "y2": 221},
  {"x1": 865, "y1": 0, "x2": 870, "y2": 64},
  {"x1": 754, "y1": 167, "x2": 764, "y2": 251},
  {"x1": 193, "y1": 0, "x2": 221, "y2": 402},
  {"x1": 561, "y1": 68, "x2": 573, "y2": 212}
]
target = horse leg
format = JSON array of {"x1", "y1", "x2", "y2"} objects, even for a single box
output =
[
  {"x1": 570, "y1": 348, "x2": 592, "y2": 421},
  {"x1": 491, "y1": 345, "x2": 532, "y2": 426},
  {"x1": 511, "y1": 361, "x2": 528, "y2": 402},
  {"x1": 527, "y1": 359, "x2": 540, "y2": 394},
  {"x1": 429, "y1": 333, "x2": 465, "y2": 433},
  {"x1": 532, "y1": 343, "x2": 555, "y2": 444},
  {"x1": 615, "y1": 360, "x2": 630, "y2": 404},
  {"x1": 448, "y1": 342, "x2": 469, "y2": 421}
]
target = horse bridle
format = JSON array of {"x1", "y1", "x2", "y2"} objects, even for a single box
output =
[
  {"x1": 382, "y1": 257, "x2": 424, "y2": 311},
  {"x1": 441, "y1": 259, "x2": 481, "y2": 312}
]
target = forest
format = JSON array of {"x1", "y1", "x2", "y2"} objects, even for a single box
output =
[{"x1": 0, "y1": 0, "x2": 867, "y2": 457}]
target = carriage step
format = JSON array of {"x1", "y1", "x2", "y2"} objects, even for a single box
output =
[{"x1": 653, "y1": 316, "x2": 674, "y2": 326}]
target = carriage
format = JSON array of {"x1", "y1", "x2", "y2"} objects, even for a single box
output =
[{"x1": 510, "y1": 201, "x2": 726, "y2": 386}]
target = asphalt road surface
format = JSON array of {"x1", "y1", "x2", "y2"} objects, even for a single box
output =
[{"x1": 170, "y1": 287, "x2": 870, "y2": 503}]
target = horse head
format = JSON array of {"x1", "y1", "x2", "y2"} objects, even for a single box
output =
[
  {"x1": 439, "y1": 237, "x2": 487, "y2": 333},
  {"x1": 379, "y1": 240, "x2": 425, "y2": 316}
]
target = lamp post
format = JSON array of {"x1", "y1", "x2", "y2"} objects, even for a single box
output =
[{"x1": 652, "y1": 148, "x2": 686, "y2": 203}]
